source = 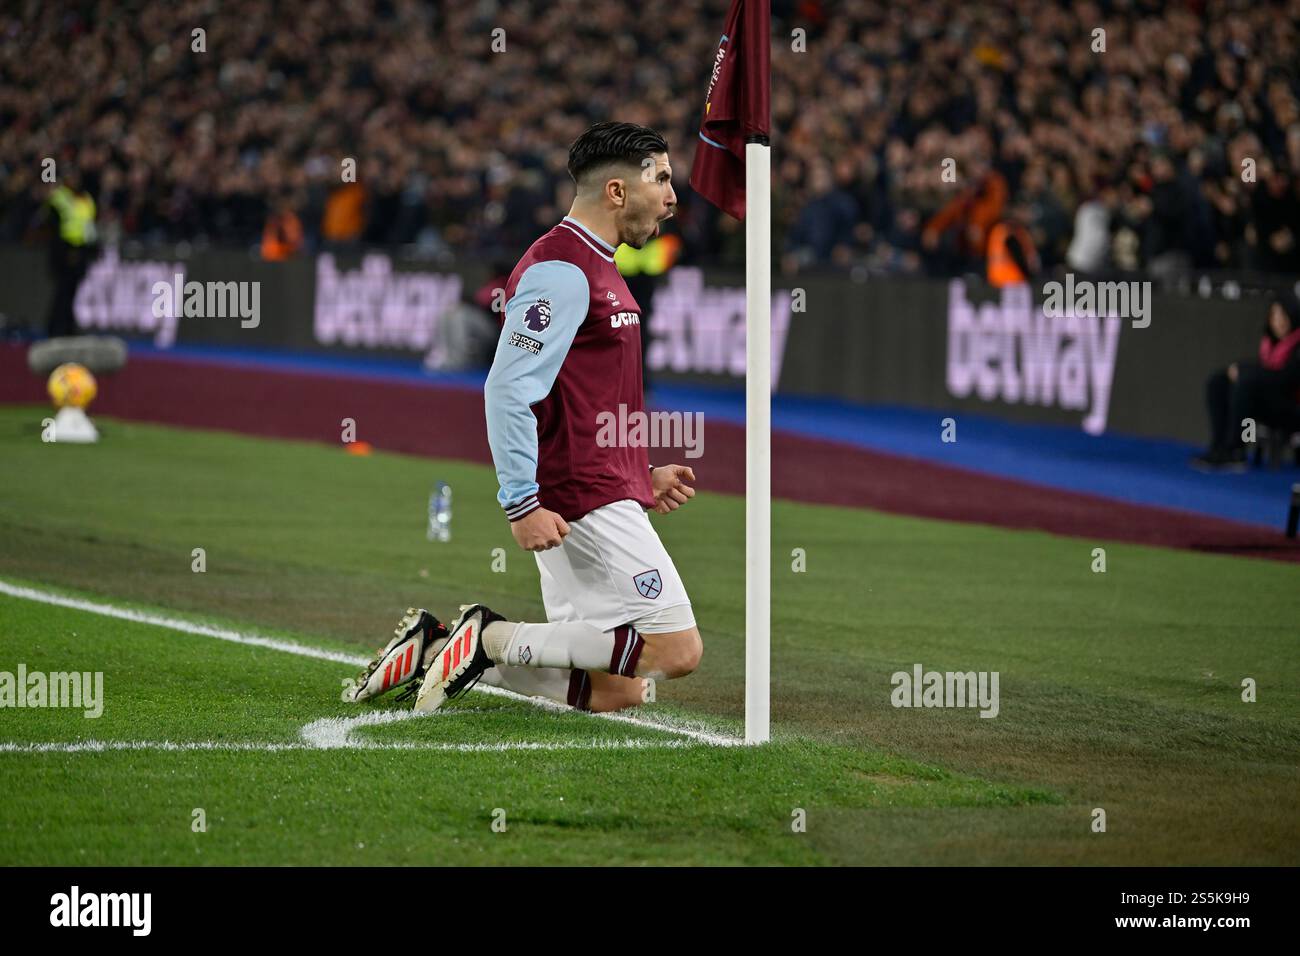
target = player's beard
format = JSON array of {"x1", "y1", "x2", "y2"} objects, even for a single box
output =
[
  {"x1": 637, "y1": 216, "x2": 660, "y2": 248},
  {"x1": 618, "y1": 206, "x2": 657, "y2": 249}
]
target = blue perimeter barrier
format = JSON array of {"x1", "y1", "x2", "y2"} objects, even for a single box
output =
[{"x1": 126, "y1": 342, "x2": 1297, "y2": 530}]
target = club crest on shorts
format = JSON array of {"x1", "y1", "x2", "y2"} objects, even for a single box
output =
[
  {"x1": 523, "y1": 299, "x2": 552, "y2": 333},
  {"x1": 633, "y1": 569, "x2": 662, "y2": 600}
]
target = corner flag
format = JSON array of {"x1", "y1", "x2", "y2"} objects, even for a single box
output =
[
  {"x1": 689, "y1": 0, "x2": 771, "y2": 220},
  {"x1": 690, "y1": 0, "x2": 772, "y2": 745}
]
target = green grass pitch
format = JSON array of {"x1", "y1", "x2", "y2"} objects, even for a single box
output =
[{"x1": 0, "y1": 405, "x2": 1297, "y2": 865}]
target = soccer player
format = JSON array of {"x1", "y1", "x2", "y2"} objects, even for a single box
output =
[{"x1": 349, "y1": 122, "x2": 701, "y2": 714}]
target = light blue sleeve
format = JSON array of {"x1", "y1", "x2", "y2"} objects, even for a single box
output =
[{"x1": 484, "y1": 259, "x2": 590, "y2": 520}]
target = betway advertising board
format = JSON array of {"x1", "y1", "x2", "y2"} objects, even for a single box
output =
[
  {"x1": 769, "y1": 276, "x2": 1264, "y2": 444},
  {"x1": 0, "y1": 244, "x2": 1268, "y2": 443},
  {"x1": 945, "y1": 281, "x2": 1122, "y2": 435}
]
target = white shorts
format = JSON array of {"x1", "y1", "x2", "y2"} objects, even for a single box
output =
[{"x1": 535, "y1": 499, "x2": 695, "y2": 635}]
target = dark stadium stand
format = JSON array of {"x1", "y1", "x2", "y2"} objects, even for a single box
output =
[{"x1": 1, "y1": 0, "x2": 1297, "y2": 278}]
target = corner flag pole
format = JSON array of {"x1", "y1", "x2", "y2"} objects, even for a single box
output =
[
  {"x1": 745, "y1": 135, "x2": 771, "y2": 745},
  {"x1": 687, "y1": 0, "x2": 771, "y2": 744}
]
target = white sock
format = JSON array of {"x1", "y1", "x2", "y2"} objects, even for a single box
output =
[
  {"x1": 489, "y1": 621, "x2": 643, "y2": 677},
  {"x1": 478, "y1": 664, "x2": 592, "y2": 710},
  {"x1": 482, "y1": 621, "x2": 520, "y2": 661}
]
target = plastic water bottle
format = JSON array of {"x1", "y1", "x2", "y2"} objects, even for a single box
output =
[{"x1": 428, "y1": 482, "x2": 452, "y2": 542}]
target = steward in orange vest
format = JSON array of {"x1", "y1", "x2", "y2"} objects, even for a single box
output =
[
  {"x1": 986, "y1": 218, "x2": 1039, "y2": 288},
  {"x1": 262, "y1": 204, "x2": 304, "y2": 261}
]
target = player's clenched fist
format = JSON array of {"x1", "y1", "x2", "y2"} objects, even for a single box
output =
[
  {"x1": 511, "y1": 507, "x2": 571, "y2": 551},
  {"x1": 651, "y1": 464, "x2": 696, "y2": 514}
]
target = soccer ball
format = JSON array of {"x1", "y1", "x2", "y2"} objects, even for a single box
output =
[{"x1": 47, "y1": 363, "x2": 98, "y2": 410}]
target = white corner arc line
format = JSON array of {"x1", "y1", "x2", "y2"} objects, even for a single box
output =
[
  {"x1": 0, "y1": 579, "x2": 744, "y2": 748},
  {"x1": 297, "y1": 709, "x2": 697, "y2": 751}
]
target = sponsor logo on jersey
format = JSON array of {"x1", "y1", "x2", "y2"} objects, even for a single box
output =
[
  {"x1": 610, "y1": 311, "x2": 640, "y2": 329},
  {"x1": 523, "y1": 299, "x2": 552, "y2": 333},
  {"x1": 508, "y1": 331, "x2": 543, "y2": 354}
]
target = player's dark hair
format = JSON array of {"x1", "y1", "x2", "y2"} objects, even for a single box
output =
[{"x1": 567, "y1": 122, "x2": 669, "y2": 189}]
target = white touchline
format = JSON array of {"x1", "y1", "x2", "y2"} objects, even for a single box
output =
[
  {"x1": 0, "y1": 579, "x2": 364, "y2": 665},
  {"x1": 0, "y1": 578, "x2": 744, "y2": 748},
  {"x1": 0, "y1": 737, "x2": 695, "y2": 754}
]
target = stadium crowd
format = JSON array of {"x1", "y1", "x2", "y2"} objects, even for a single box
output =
[{"x1": 1, "y1": 0, "x2": 1298, "y2": 278}]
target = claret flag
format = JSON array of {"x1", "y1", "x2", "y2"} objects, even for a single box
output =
[{"x1": 689, "y1": 0, "x2": 771, "y2": 220}]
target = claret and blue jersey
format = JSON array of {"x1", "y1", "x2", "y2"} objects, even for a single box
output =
[{"x1": 485, "y1": 215, "x2": 656, "y2": 523}]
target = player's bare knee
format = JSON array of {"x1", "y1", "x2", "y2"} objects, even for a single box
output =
[{"x1": 672, "y1": 630, "x2": 703, "y2": 677}]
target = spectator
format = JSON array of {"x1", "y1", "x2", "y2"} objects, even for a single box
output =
[
  {"x1": 1, "y1": 0, "x2": 1298, "y2": 278},
  {"x1": 261, "y1": 196, "x2": 304, "y2": 261},
  {"x1": 985, "y1": 204, "x2": 1039, "y2": 288},
  {"x1": 43, "y1": 168, "x2": 97, "y2": 338},
  {"x1": 1249, "y1": 159, "x2": 1300, "y2": 274},
  {"x1": 783, "y1": 161, "x2": 860, "y2": 270},
  {"x1": 1067, "y1": 181, "x2": 1116, "y2": 274},
  {"x1": 1193, "y1": 293, "x2": 1300, "y2": 472},
  {"x1": 425, "y1": 266, "x2": 510, "y2": 372},
  {"x1": 922, "y1": 154, "x2": 1007, "y2": 275},
  {"x1": 321, "y1": 181, "x2": 367, "y2": 247}
]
